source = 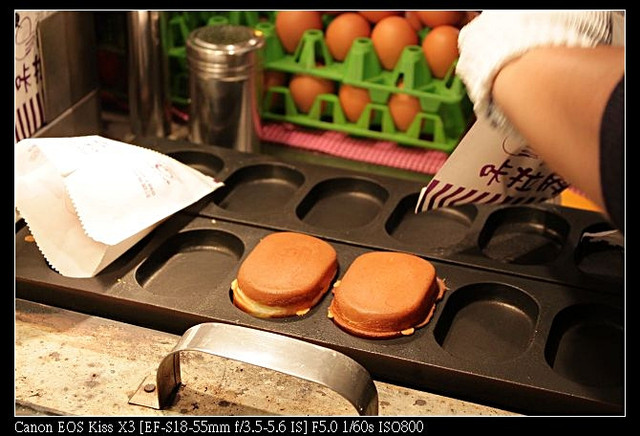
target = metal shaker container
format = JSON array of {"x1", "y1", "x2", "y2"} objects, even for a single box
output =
[
  {"x1": 186, "y1": 25, "x2": 265, "y2": 153},
  {"x1": 128, "y1": 11, "x2": 171, "y2": 138}
]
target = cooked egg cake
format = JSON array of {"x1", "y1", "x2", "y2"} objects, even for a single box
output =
[
  {"x1": 232, "y1": 232, "x2": 338, "y2": 318},
  {"x1": 328, "y1": 251, "x2": 446, "y2": 338}
]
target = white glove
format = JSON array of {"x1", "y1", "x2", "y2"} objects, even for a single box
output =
[{"x1": 456, "y1": 10, "x2": 612, "y2": 137}]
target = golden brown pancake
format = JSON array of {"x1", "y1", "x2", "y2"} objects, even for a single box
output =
[
  {"x1": 328, "y1": 251, "x2": 446, "y2": 338},
  {"x1": 232, "y1": 232, "x2": 338, "y2": 318}
]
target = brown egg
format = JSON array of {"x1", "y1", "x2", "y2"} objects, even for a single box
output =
[
  {"x1": 415, "y1": 11, "x2": 463, "y2": 28},
  {"x1": 357, "y1": 11, "x2": 402, "y2": 23},
  {"x1": 325, "y1": 13, "x2": 372, "y2": 62},
  {"x1": 289, "y1": 74, "x2": 336, "y2": 114},
  {"x1": 370, "y1": 16, "x2": 419, "y2": 70},
  {"x1": 339, "y1": 84, "x2": 372, "y2": 123},
  {"x1": 421, "y1": 25, "x2": 460, "y2": 79},
  {"x1": 404, "y1": 11, "x2": 425, "y2": 32},
  {"x1": 388, "y1": 82, "x2": 422, "y2": 131},
  {"x1": 275, "y1": 11, "x2": 324, "y2": 53}
]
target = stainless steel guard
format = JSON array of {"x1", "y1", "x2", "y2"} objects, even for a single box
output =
[{"x1": 129, "y1": 322, "x2": 379, "y2": 415}]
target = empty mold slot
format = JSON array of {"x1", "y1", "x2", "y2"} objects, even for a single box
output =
[
  {"x1": 545, "y1": 304, "x2": 623, "y2": 387},
  {"x1": 434, "y1": 283, "x2": 539, "y2": 363},
  {"x1": 135, "y1": 229, "x2": 244, "y2": 298},
  {"x1": 575, "y1": 223, "x2": 624, "y2": 282},
  {"x1": 478, "y1": 207, "x2": 570, "y2": 265},
  {"x1": 295, "y1": 177, "x2": 389, "y2": 230},
  {"x1": 385, "y1": 193, "x2": 476, "y2": 250},
  {"x1": 168, "y1": 150, "x2": 224, "y2": 178},
  {"x1": 211, "y1": 164, "x2": 305, "y2": 214}
]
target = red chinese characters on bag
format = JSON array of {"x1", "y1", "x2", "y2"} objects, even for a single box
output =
[{"x1": 416, "y1": 117, "x2": 569, "y2": 213}]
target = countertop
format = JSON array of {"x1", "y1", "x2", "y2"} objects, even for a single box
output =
[{"x1": 14, "y1": 299, "x2": 518, "y2": 417}]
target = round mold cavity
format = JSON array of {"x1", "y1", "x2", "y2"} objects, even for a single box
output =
[
  {"x1": 478, "y1": 207, "x2": 570, "y2": 265},
  {"x1": 168, "y1": 150, "x2": 224, "y2": 178},
  {"x1": 385, "y1": 193, "x2": 477, "y2": 250},
  {"x1": 434, "y1": 283, "x2": 539, "y2": 363},
  {"x1": 295, "y1": 177, "x2": 389, "y2": 230},
  {"x1": 575, "y1": 222, "x2": 624, "y2": 282},
  {"x1": 544, "y1": 304, "x2": 623, "y2": 387},
  {"x1": 135, "y1": 229, "x2": 244, "y2": 298},
  {"x1": 212, "y1": 163, "x2": 305, "y2": 213}
]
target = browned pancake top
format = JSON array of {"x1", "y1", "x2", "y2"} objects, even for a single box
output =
[
  {"x1": 237, "y1": 232, "x2": 338, "y2": 306},
  {"x1": 330, "y1": 251, "x2": 439, "y2": 336}
]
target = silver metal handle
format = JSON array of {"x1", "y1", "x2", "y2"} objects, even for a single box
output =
[{"x1": 129, "y1": 322, "x2": 379, "y2": 415}]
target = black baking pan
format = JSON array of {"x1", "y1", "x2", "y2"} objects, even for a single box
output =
[
  {"x1": 15, "y1": 212, "x2": 623, "y2": 415},
  {"x1": 131, "y1": 137, "x2": 624, "y2": 296}
]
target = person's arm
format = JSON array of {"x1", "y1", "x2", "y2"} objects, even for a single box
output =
[{"x1": 492, "y1": 45, "x2": 624, "y2": 212}]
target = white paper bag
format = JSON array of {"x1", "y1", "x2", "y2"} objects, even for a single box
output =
[
  {"x1": 416, "y1": 117, "x2": 569, "y2": 213},
  {"x1": 15, "y1": 135, "x2": 224, "y2": 278}
]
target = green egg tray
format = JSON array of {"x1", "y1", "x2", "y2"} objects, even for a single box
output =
[{"x1": 163, "y1": 11, "x2": 473, "y2": 153}]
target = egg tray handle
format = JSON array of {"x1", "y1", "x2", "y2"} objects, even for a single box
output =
[{"x1": 129, "y1": 322, "x2": 379, "y2": 416}]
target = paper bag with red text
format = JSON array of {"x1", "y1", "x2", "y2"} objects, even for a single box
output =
[{"x1": 416, "y1": 117, "x2": 569, "y2": 213}]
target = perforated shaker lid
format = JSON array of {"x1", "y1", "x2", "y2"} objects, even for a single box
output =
[{"x1": 186, "y1": 25, "x2": 265, "y2": 77}]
